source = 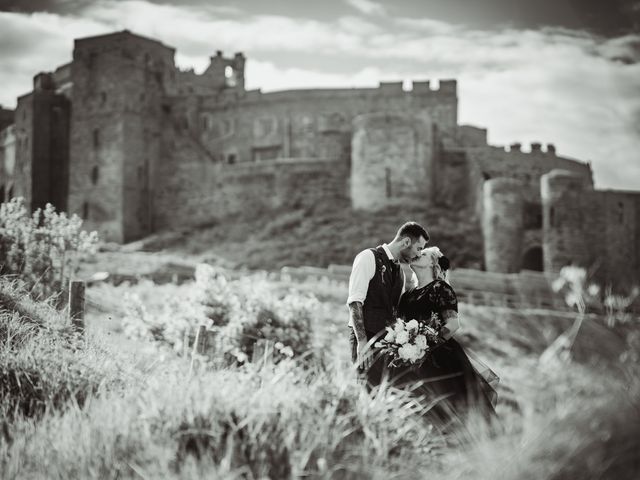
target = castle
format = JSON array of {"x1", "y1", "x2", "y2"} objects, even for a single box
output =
[{"x1": 0, "y1": 30, "x2": 638, "y2": 287}]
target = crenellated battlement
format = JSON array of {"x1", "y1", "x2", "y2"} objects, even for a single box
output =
[{"x1": 504, "y1": 142, "x2": 557, "y2": 155}]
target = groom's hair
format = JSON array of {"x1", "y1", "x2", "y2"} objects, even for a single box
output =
[{"x1": 395, "y1": 222, "x2": 429, "y2": 243}]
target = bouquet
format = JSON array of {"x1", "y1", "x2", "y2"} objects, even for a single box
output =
[{"x1": 374, "y1": 316, "x2": 444, "y2": 368}]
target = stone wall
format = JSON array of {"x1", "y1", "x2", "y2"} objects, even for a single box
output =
[
  {"x1": 351, "y1": 112, "x2": 434, "y2": 210},
  {"x1": 29, "y1": 79, "x2": 70, "y2": 212},
  {"x1": 541, "y1": 171, "x2": 640, "y2": 287},
  {"x1": 0, "y1": 126, "x2": 16, "y2": 201},
  {"x1": 465, "y1": 144, "x2": 593, "y2": 185},
  {"x1": 182, "y1": 80, "x2": 457, "y2": 168},
  {"x1": 13, "y1": 94, "x2": 33, "y2": 208},
  {"x1": 153, "y1": 124, "x2": 348, "y2": 230},
  {"x1": 482, "y1": 178, "x2": 525, "y2": 273},
  {"x1": 599, "y1": 190, "x2": 640, "y2": 286},
  {"x1": 541, "y1": 170, "x2": 598, "y2": 274},
  {"x1": 0, "y1": 107, "x2": 14, "y2": 131}
]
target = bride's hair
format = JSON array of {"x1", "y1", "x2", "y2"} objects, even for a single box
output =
[{"x1": 420, "y1": 246, "x2": 450, "y2": 282}]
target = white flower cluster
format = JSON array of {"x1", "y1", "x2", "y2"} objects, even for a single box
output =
[{"x1": 375, "y1": 318, "x2": 441, "y2": 366}]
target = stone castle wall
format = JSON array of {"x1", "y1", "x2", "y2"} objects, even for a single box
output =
[
  {"x1": 0, "y1": 125, "x2": 16, "y2": 202},
  {"x1": 351, "y1": 112, "x2": 434, "y2": 210},
  {"x1": 179, "y1": 80, "x2": 458, "y2": 167},
  {"x1": 542, "y1": 169, "x2": 640, "y2": 286},
  {"x1": 153, "y1": 122, "x2": 348, "y2": 229}
]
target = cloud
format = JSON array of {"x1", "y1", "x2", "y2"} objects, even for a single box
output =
[
  {"x1": 344, "y1": 0, "x2": 385, "y2": 16},
  {"x1": 0, "y1": 0, "x2": 638, "y2": 190}
]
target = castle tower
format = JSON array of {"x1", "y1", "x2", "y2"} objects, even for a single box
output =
[
  {"x1": 11, "y1": 72, "x2": 70, "y2": 212},
  {"x1": 204, "y1": 51, "x2": 246, "y2": 93},
  {"x1": 541, "y1": 169, "x2": 594, "y2": 274},
  {"x1": 351, "y1": 112, "x2": 434, "y2": 210},
  {"x1": 482, "y1": 178, "x2": 525, "y2": 273},
  {"x1": 68, "y1": 31, "x2": 176, "y2": 242}
]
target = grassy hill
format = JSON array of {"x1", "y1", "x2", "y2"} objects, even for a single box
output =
[
  {"x1": 159, "y1": 198, "x2": 484, "y2": 270},
  {"x1": 2, "y1": 272, "x2": 639, "y2": 479}
]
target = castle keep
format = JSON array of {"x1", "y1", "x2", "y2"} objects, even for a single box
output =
[{"x1": 0, "y1": 30, "x2": 638, "y2": 286}]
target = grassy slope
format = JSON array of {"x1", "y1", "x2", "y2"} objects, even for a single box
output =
[
  {"x1": 161, "y1": 199, "x2": 484, "y2": 270},
  {"x1": 1, "y1": 276, "x2": 639, "y2": 479}
]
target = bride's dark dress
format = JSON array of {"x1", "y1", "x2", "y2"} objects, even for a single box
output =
[{"x1": 395, "y1": 279, "x2": 498, "y2": 422}]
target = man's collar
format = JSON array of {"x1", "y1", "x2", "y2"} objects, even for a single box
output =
[{"x1": 381, "y1": 244, "x2": 398, "y2": 262}]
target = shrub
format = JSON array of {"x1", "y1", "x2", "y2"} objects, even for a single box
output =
[
  {"x1": 122, "y1": 265, "x2": 319, "y2": 363},
  {"x1": 0, "y1": 198, "x2": 98, "y2": 300}
]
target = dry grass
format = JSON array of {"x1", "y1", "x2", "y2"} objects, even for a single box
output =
[{"x1": 1, "y1": 275, "x2": 639, "y2": 479}]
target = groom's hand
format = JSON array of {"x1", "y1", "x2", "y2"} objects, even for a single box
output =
[{"x1": 356, "y1": 340, "x2": 373, "y2": 371}]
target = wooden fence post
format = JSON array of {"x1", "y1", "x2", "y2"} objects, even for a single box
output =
[
  {"x1": 69, "y1": 281, "x2": 85, "y2": 333},
  {"x1": 252, "y1": 339, "x2": 273, "y2": 364},
  {"x1": 189, "y1": 325, "x2": 207, "y2": 375}
]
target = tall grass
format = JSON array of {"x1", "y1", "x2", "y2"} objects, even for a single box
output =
[{"x1": 1, "y1": 272, "x2": 639, "y2": 479}]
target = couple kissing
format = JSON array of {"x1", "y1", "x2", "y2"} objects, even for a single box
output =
[{"x1": 347, "y1": 222, "x2": 498, "y2": 423}]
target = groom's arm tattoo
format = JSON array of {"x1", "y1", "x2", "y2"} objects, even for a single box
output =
[{"x1": 348, "y1": 301, "x2": 367, "y2": 343}]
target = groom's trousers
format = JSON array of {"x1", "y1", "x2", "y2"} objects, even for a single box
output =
[{"x1": 349, "y1": 327, "x2": 389, "y2": 393}]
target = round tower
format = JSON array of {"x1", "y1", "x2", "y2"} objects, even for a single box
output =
[
  {"x1": 350, "y1": 112, "x2": 433, "y2": 210},
  {"x1": 482, "y1": 178, "x2": 525, "y2": 273},
  {"x1": 540, "y1": 169, "x2": 589, "y2": 273}
]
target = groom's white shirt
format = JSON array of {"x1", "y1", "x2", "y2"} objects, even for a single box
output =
[{"x1": 347, "y1": 244, "x2": 406, "y2": 327}]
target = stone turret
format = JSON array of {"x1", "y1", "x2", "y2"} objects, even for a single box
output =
[
  {"x1": 482, "y1": 178, "x2": 526, "y2": 273},
  {"x1": 541, "y1": 169, "x2": 590, "y2": 273}
]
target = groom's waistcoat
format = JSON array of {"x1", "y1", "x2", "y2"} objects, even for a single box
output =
[{"x1": 362, "y1": 246, "x2": 404, "y2": 335}]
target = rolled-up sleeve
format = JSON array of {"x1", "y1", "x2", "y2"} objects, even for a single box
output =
[{"x1": 346, "y1": 250, "x2": 375, "y2": 305}]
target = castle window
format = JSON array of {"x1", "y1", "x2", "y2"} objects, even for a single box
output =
[
  {"x1": 221, "y1": 118, "x2": 234, "y2": 135},
  {"x1": 93, "y1": 128, "x2": 100, "y2": 148},
  {"x1": 385, "y1": 167, "x2": 392, "y2": 198},
  {"x1": 254, "y1": 117, "x2": 276, "y2": 138},
  {"x1": 202, "y1": 115, "x2": 210, "y2": 131},
  {"x1": 225, "y1": 66, "x2": 237, "y2": 87},
  {"x1": 8, "y1": 186, "x2": 14, "y2": 200},
  {"x1": 90, "y1": 166, "x2": 99, "y2": 185},
  {"x1": 100, "y1": 91, "x2": 107, "y2": 105},
  {"x1": 227, "y1": 153, "x2": 236, "y2": 164},
  {"x1": 617, "y1": 202, "x2": 624, "y2": 223},
  {"x1": 82, "y1": 202, "x2": 89, "y2": 220},
  {"x1": 523, "y1": 202, "x2": 542, "y2": 230},
  {"x1": 550, "y1": 207, "x2": 556, "y2": 226}
]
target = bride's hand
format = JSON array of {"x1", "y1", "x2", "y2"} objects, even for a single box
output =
[{"x1": 441, "y1": 310, "x2": 460, "y2": 340}]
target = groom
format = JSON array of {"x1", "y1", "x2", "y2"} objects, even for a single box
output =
[{"x1": 347, "y1": 221, "x2": 429, "y2": 390}]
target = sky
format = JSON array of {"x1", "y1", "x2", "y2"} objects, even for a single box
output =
[{"x1": 0, "y1": 0, "x2": 639, "y2": 190}]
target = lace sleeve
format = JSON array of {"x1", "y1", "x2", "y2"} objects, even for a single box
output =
[{"x1": 434, "y1": 281, "x2": 458, "y2": 313}]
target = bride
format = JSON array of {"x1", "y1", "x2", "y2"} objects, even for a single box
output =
[{"x1": 395, "y1": 246, "x2": 498, "y2": 422}]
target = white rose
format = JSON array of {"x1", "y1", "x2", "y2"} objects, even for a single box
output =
[
  {"x1": 415, "y1": 334, "x2": 427, "y2": 349},
  {"x1": 394, "y1": 320, "x2": 405, "y2": 335},
  {"x1": 398, "y1": 345, "x2": 412, "y2": 360},
  {"x1": 404, "y1": 344, "x2": 421, "y2": 363},
  {"x1": 406, "y1": 319, "x2": 419, "y2": 332},
  {"x1": 396, "y1": 330, "x2": 409, "y2": 345},
  {"x1": 384, "y1": 327, "x2": 396, "y2": 342}
]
